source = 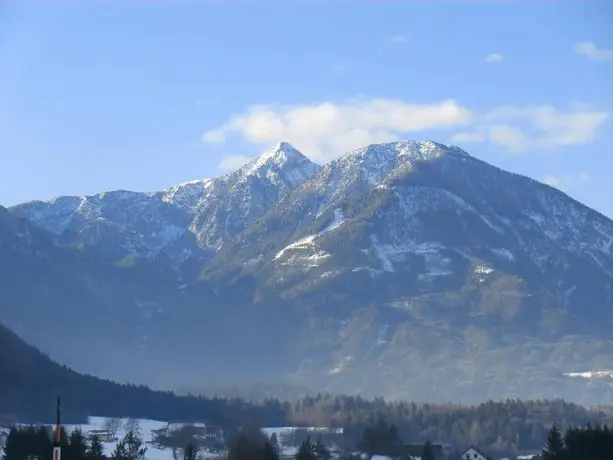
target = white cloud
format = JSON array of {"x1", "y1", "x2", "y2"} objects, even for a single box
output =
[
  {"x1": 487, "y1": 124, "x2": 528, "y2": 153},
  {"x1": 453, "y1": 105, "x2": 608, "y2": 153},
  {"x1": 573, "y1": 41, "x2": 613, "y2": 61},
  {"x1": 203, "y1": 98, "x2": 608, "y2": 161},
  {"x1": 217, "y1": 155, "x2": 253, "y2": 171},
  {"x1": 484, "y1": 53, "x2": 503, "y2": 63},
  {"x1": 543, "y1": 172, "x2": 590, "y2": 188},
  {"x1": 203, "y1": 98, "x2": 473, "y2": 162},
  {"x1": 390, "y1": 35, "x2": 407, "y2": 45},
  {"x1": 484, "y1": 105, "x2": 609, "y2": 151}
]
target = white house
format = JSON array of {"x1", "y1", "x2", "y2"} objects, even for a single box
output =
[{"x1": 458, "y1": 446, "x2": 492, "y2": 460}]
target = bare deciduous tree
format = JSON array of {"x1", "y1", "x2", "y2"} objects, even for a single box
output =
[
  {"x1": 103, "y1": 417, "x2": 122, "y2": 439},
  {"x1": 124, "y1": 417, "x2": 142, "y2": 436}
]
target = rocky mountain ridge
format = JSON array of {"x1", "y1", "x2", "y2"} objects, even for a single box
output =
[{"x1": 10, "y1": 142, "x2": 320, "y2": 270}]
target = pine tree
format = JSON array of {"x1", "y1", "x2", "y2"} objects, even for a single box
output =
[
  {"x1": 2, "y1": 427, "x2": 25, "y2": 460},
  {"x1": 68, "y1": 428, "x2": 88, "y2": 460},
  {"x1": 261, "y1": 440, "x2": 280, "y2": 460},
  {"x1": 112, "y1": 430, "x2": 147, "y2": 460},
  {"x1": 422, "y1": 441, "x2": 436, "y2": 460},
  {"x1": 183, "y1": 440, "x2": 197, "y2": 460},
  {"x1": 228, "y1": 434, "x2": 259, "y2": 460},
  {"x1": 296, "y1": 437, "x2": 317, "y2": 460},
  {"x1": 314, "y1": 438, "x2": 331, "y2": 460},
  {"x1": 86, "y1": 436, "x2": 105, "y2": 460},
  {"x1": 35, "y1": 425, "x2": 53, "y2": 460},
  {"x1": 542, "y1": 423, "x2": 567, "y2": 460},
  {"x1": 269, "y1": 432, "x2": 280, "y2": 453}
]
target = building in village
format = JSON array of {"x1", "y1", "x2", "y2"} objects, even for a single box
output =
[{"x1": 458, "y1": 445, "x2": 493, "y2": 460}]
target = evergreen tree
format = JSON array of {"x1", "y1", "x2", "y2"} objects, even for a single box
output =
[
  {"x1": 296, "y1": 437, "x2": 317, "y2": 460},
  {"x1": 183, "y1": 440, "x2": 197, "y2": 460},
  {"x1": 314, "y1": 438, "x2": 331, "y2": 460},
  {"x1": 2, "y1": 427, "x2": 25, "y2": 460},
  {"x1": 68, "y1": 428, "x2": 88, "y2": 460},
  {"x1": 269, "y1": 432, "x2": 280, "y2": 453},
  {"x1": 261, "y1": 440, "x2": 280, "y2": 460},
  {"x1": 86, "y1": 436, "x2": 106, "y2": 460},
  {"x1": 542, "y1": 423, "x2": 567, "y2": 460},
  {"x1": 422, "y1": 441, "x2": 436, "y2": 460},
  {"x1": 228, "y1": 434, "x2": 259, "y2": 460},
  {"x1": 112, "y1": 430, "x2": 147, "y2": 460},
  {"x1": 34, "y1": 426, "x2": 53, "y2": 460}
]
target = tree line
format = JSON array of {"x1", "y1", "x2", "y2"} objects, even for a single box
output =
[
  {"x1": 3, "y1": 396, "x2": 613, "y2": 458},
  {"x1": 4, "y1": 419, "x2": 613, "y2": 460},
  {"x1": 289, "y1": 395, "x2": 613, "y2": 457},
  {"x1": 542, "y1": 423, "x2": 613, "y2": 460},
  {"x1": 1, "y1": 426, "x2": 157, "y2": 460}
]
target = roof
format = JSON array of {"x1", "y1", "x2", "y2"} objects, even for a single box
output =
[{"x1": 459, "y1": 445, "x2": 494, "y2": 460}]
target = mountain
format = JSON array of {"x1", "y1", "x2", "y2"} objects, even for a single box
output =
[
  {"x1": 0, "y1": 321, "x2": 286, "y2": 426},
  {"x1": 10, "y1": 142, "x2": 320, "y2": 272},
  {"x1": 5, "y1": 140, "x2": 613, "y2": 404},
  {"x1": 202, "y1": 140, "x2": 613, "y2": 401}
]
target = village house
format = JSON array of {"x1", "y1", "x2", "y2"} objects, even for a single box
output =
[{"x1": 458, "y1": 446, "x2": 492, "y2": 460}]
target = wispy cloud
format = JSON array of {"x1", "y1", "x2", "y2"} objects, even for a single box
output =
[
  {"x1": 573, "y1": 41, "x2": 613, "y2": 61},
  {"x1": 484, "y1": 53, "x2": 503, "y2": 63},
  {"x1": 203, "y1": 97, "x2": 608, "y2": 161},
  {"x1": 452, "y1": 105, "x2": 609, "y2": 154},
  {"x1": 203, "y1": 98, "x2": 473, "y2": 162}
]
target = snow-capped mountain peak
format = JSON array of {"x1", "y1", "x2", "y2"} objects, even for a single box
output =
[{"x1": 240, "y1": 141, "x2": 320, "y2": 187}]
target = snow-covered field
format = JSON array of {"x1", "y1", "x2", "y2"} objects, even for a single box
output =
[{"x1": 0, "y1": 417, "x2": 337, "y2": 459}]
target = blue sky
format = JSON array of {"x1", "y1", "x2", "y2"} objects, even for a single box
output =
[{"x1": 1, "y1": 1, "x2": 612, "y2": 217}]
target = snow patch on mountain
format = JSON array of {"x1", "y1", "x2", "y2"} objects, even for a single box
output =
[
  {"x1": 275, "y1": 208, "x2": 345, "y2": 262},
  {"x1": 157, "y1": 179, "x2": 211, "y2": 214}
]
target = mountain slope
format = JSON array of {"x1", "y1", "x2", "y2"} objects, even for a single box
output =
[
  {"x1": 202, "y1": 140, "x2": 613, "y2": 401},
  {"x1": 0, "y1": 321, "x2": 286, "y2": 426},
  {"x1": 10, "y1": 142, "x2": 320, "y2": 271},
  {"x1": 0, "y1": 205, "x2": 194, "y2": 383},
  {"x1": 0, "y1": 204, "x2": 305, "y2": 389}
]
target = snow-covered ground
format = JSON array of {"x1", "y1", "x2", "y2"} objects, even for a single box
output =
[
  {"x1": 1, "y1": 417, "x2": 218, "y2": 459},
  {"x1": 0, "y1": 417, "x2": 333, "y2": 459}
]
